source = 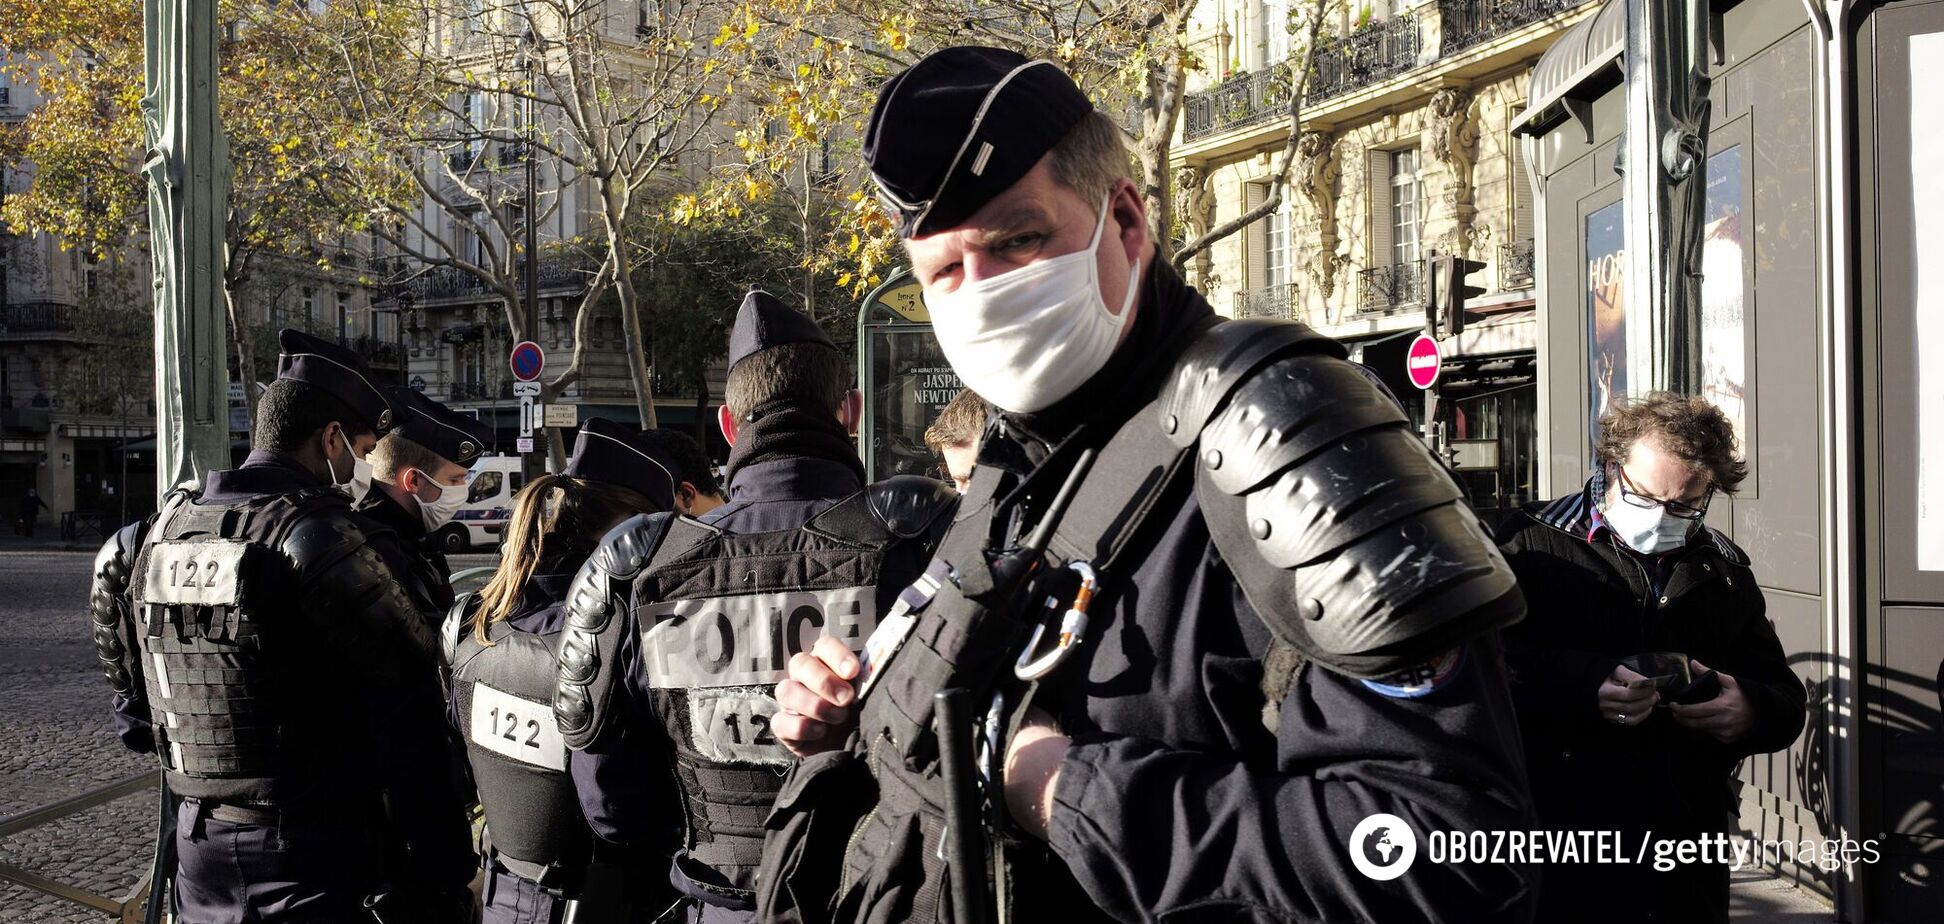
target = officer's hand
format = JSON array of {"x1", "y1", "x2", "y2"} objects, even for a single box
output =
[
  {"x1": 1668, "y1": 658, "x2": 1755, "y2": 744},
  {"x1": 774, "y1": 636, "x2": 860, "y2": 758},
  {"x1": 1003, "y1": 707, "x2": 1069, "y2": 841},
  {"x1": 1598, "y1": 664, "x2": 1660, "y2": 727}
]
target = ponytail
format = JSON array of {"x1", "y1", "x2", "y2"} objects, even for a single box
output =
[
  {"x1": 471, "y1": 473, "x2": 569, "y2": 645},
  {"x1": 468, "y1": 472, "x2": 663, "y2": 645}
]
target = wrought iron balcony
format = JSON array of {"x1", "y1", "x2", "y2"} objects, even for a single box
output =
[
  {"x1": 1499, "y1": 239, "x2": 1536, "y2": 290},
  {"x1": 447, "y1": 149, "x2": 481, "y2": 174},
  {"x1": 402, "y1": 260, "x2": 589, "y2": 301},
  {"x1": 1232, "y1": 283, "x2": 1302, "y2": 320},
  {"x1": 497, "y1": 142, "x2": 526, "y2": 168},
  {"x1": 1441, "y1": 0, "x2": 1590, "y2": 56},
  {"x1": 1183, "y1": 66, "x2": 1295, "y2": 142},
  {"x1": 0, "y1": 302, "x2": 76, "y2": 338},
  {"x1": 1311, "y1": 14, "x2": 1421, "y2": 103},
  {"x1": 1359, "y1": 261, "x2": 1426, "y2": 313}
]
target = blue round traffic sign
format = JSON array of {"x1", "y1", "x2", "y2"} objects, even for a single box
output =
[{"x1": 510, "y1": 341, "x2": 545, "y2": 382}]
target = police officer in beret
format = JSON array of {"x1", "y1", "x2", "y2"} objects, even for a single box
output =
[
  {"x1": 552, "y1": 291, "x2": 956, "y2": 922},
  {"x1": 359, "y1": 387, "x2": 497, "y2": 614},
  {"x1": 444, "y1": 418, "x2": 684, "y2": 924},
  {"x1": 765, "y1": 48, "x2": 1538, "y2": 923},
  {"x1": 89, "y1": 329, "x2": 475, "y2": 922}
]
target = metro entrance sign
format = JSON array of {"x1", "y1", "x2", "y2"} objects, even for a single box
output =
[{"x1": 1406, "y1": 334, "x2": 1442, "y2": 389}]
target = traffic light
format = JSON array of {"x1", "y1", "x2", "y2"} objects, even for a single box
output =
[{"x1": 1427, "y1": 254, "x2": 1489, "y2": 337}]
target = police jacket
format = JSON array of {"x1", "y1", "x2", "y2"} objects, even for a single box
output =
[
  {"x1": 806, "y1": 262, "x2": 1539, "y2": 924},
  {"x1": 358, "y1": 486, "x2": 455, "y2": 615},
  {"x1": 565, "y1": 456, "x2": 874, "y2": 846},
  {"x1": 446, "y1": 568, "x2": 594, "y2": 887},
  {"x1": 90, "y1": 450, "x2": 474, "y2": 889},
  {"x1": 1497, "y1": 483, "x2": 1807, "y2": 921},
  {"x1": 563, "y1": 448, "x2": 953, "y2": 914}
]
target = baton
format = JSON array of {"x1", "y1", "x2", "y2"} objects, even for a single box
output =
[{"x1": 936, "y1": 687, "x2": 989, "y2": 924}]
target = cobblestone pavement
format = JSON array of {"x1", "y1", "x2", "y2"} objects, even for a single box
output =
[{"x1": 0, "y1": 549, "x2": 153, "y2": 922}]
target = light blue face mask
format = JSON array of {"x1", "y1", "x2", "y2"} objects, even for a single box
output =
[{"x1": 1602, "y1": 492, "x2": 1697, "y2": 554}]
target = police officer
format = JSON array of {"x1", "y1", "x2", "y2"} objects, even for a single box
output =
[
  {"x1": 766, "y1": 48, "x2": 1538, "y2": 923},
  {"x1": 444, "y1": 418, "x2": 683, "y2": 924},
  {"x1": 89, "y1": 329, "x2": 474, "y2": 922},
  {"x1": 646, "y1": 428, "x2": 728, "y2": 517},
  {"x1": 552, "y1": 291, "x2": 956, "y2": 922},
  {"x1": 360, "y1": 387, "x2": 496, "y2": 614}
]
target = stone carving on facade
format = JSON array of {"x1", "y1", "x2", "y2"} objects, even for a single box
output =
[
  {"x1": 1428, "y1": 86, "x2": 1481, "y2": 255},
  {"x1": 1175, "y1": 164, "x2": 1214, "y2": 285},
  {"x1": 1293, "y1": 131, "x2": 1343, "y2": 300}
]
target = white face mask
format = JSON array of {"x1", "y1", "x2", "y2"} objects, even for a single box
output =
[
  {"x1": 1603, "y1": 497, "x2": 1697, "y2": 555},
  {"x1": 332, "y1": 433, "x2": 373, "y2": 501},
  {"x1": 412, "y1": 470, "x2": 467, "y2": 531},
  {"x1": 928, "y1": 194, "x2": 1140, "y2": 413}
]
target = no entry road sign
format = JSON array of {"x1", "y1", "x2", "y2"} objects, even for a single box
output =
[
  {"x1": 510, "y1": 340, "x2": 545, "y2": 382},
  {"x1": 1406, "y1": 334, "x2": 1442, "y2": 390}
]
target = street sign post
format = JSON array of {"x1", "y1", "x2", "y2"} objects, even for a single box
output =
[
  {"x1": 510, "y1": 341, "x2": 545, "y2": 382},
  {"x1": 543, "y1": 403, "x2": 578, "y2": 428}
]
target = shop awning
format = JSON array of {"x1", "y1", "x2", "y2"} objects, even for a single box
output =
[
  {"x1": 1512, "y1": 0, "x2": 1624, "y2": 138},
  {"x1": 1453, "y1": 310, "x2": 1537, "y2": 356}
]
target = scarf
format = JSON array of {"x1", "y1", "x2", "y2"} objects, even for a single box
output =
[{"x1": 722, "y1": 399, "x2": 868, "y2": 488}]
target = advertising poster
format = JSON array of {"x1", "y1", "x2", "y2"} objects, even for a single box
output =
[
  {"x1": 1585, "y1": 200, "x2": 1627, "y2": 449},
  {"x1": 1699, "y1": 145, "x2": 1747, "y2": 447},
  {"x1": 1914, "y1": 33, "x2": 1944, "y2": 570},
  {"x1": 868, "y1": 328, "x2": 964, "y2": 480}
]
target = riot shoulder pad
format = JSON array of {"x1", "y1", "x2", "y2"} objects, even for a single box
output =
[
  {"x1": 1157, "y1": 317, "x2": 1345, "y2": 447},
  {"x1": 90, "y1": 520, "x2": 148, "y2": 695},
  {"x1": 1188, "y1": 340, "x2": 1524, "y2": 680},
  {"x1": 865, "y1": 475, "x2": 960, "y2": 540},
  {"x1": 279, "y1": 508, "x2": 374, "y2": 583},
  {"x1": 554, "y1": 512, "x2": 676, "y2": 751},
  {"x1": 283, "y1": 510, "x2": 444, "y2": 668},
  {"x1": 442, "y1": 593, "x2": 476, "y2": 667}
]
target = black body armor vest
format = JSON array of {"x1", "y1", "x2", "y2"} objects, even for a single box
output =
[
  {"x1": 630, "y1": 485, "x2": 946, "y2": 901},
  {"x1": 446, "y1": 600, "x2": 587, "y2": 887},
  {"x1": 130, "y1": 487, "x2": 346, "y2": 802}
]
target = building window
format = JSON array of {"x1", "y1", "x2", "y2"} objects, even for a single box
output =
[
  {"x1": 301, "y1": 287, "x2": 315, "y2": 327},
  {"x1": 1389, "y1": 147, "x2": 1423, "y2": 268},
  {"x1": 1262, "y1": 0, "x2": 1291, "y2": 67},
  {"x1": 1265, "y1": 197, "x2": 1293, "y2": 289},
  {"x1": 337, "y1": 292, "x2": 351, "y2": 340}
]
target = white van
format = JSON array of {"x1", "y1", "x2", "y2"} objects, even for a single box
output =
[{"x1": 433, "y1": 455, "x2": 527, "y2": 553}]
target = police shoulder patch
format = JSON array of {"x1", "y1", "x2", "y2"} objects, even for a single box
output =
[{"x1": 1360, "y1": 647, "x2": 1467, "y2": 699}]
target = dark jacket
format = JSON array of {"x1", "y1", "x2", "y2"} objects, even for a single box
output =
[
  {"x1": 358, "y1": 486, "x2": 455, "y2": 614},
  {"x1": 1497, "y1": 483, "x2": 1808, "y2": 923},
  {"x1": 571, "y1": 455, "x2": 865, "y2": 921},
  {"x1": 978, "y1": 263, "x2": 1536, "y2": 922},
  {"x1": 98, "y1": 450, "x2": 475, "y2": 911}
]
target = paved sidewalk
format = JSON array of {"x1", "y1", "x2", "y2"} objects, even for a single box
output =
[{"x1": 1731, "y1": 868, "x2": 1838, "y2": 922}]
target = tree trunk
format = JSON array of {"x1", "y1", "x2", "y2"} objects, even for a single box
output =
[{"x1": 222, "y1": 284, "x2": 260, "y2": 430}]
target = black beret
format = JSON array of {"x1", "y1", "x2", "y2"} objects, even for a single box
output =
[
  {"x1": 276, "y1": 328, "x2": 396, "y2": 434},
  {"x1": 865, "y1": 46, "x2": 1094, "y2": 238},
  {"x1": 388, "y1": 388, "x2": 494, "y2": 465},
  {"x1": 565, "y1": 417, "x2": 676, "y2": 512},
  {"x1": 726, "y1": 290, "x2": 834, "y2": 373}
]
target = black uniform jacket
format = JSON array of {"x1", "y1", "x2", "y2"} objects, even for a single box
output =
[
  {"x1": 358, "y1": 486, "x2": 455, "y2": 614},
  {"x1": 984, "y1": 262, "x2": 1537, "y2": 923},
  {"x1": 569, "y1": 456, "x2": 865, "y2": 845},
  {"x1": 103, "y1": 450, "x2": 475, "y2": 889},
  {"x1": 1497, "y1": 484, "x2": 1807, "y2": 922}
]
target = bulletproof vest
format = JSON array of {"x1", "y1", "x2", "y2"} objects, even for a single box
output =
[
  {"x1": 129, "y1": 486, "x2": 347, "y2": 802},
  {"x1": 631, "y1": 488, "x2": 934, "y2": 900},
  {"x1": 449, "y1": 607, "x2": 587, "y2": 886}
]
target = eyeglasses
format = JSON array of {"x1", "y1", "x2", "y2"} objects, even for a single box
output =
[{"x1": 1615, "y1": 468, "x2": 1715, "y2": 520}]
